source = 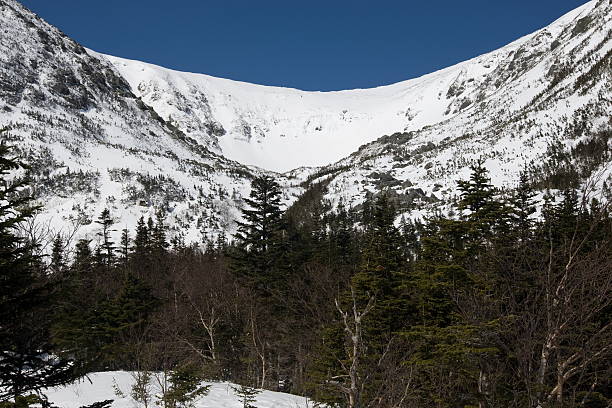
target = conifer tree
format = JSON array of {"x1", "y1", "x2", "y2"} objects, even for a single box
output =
[
  {"x1": 162, "y1": 365, "x2": 210, "y2": 408},
  {"x1": 150, "y1": 210, "x2": 169, "y2": 256},
  {"x1": 96, "y1": 209, "x2": 115, "y2": 268},
  {"x1": 231, "y1": 384, "x2": 261, "y2": 408},
  {"x1": 351, "y1": 193, "x2": 407, "y2": 330},
  {"x1": 118, "y1": 228, "x2": 130, "y2": 266},
  {"x1": 510, "y1": 172, "x2": 538, "y2": 242},
  {"x1": 132, "y1": 216, "x2": 150, "y2": 258},
  {"x1": 0, "y1": 136, "x2": 76, "y2": 403},
  {"x1": 233, "y1": 175, "x2": 285, "y2": 292},
  {"x1": 311, "y1": 194, "x2": 411, "y2": 406},
  {"x1": 50, "y1": 234, "x2": 65, "y2": 275}
]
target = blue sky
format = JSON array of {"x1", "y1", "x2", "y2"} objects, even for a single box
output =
[{"x1": 20, "y1": 0, "x2": 587, "y2": 91}]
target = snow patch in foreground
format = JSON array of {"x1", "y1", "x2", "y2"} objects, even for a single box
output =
[{"x1": 46, "y1": 371, "x2": 314, "y2": 408}]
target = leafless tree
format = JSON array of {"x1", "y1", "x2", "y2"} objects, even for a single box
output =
[{"x1": 329, "y1": 286, "x2": 376, "y2": 408}]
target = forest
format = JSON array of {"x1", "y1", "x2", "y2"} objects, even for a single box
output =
[{"x1": 1, "y1": 133, "x2": 611, "y2": 408}]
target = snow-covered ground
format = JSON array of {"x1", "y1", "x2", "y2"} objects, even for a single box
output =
[{"x1": 46, "y1": 371, "x2": 315, "y2": 408}]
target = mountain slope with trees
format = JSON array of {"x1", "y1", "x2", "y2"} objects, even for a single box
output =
[{"x1": 0, "y1": 0, "x2": 610, "y2": 245}]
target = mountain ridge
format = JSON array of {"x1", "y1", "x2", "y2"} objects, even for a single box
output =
[
  {"x1": 93, "y1": 0, "x2": 604, "y2": 172},
  {"x1": 0, "y1": 0, "x2": 610, "y2": 245}
]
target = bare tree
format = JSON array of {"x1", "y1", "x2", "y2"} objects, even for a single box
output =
[
  {"x1": 535, "y1": 197, "x2": 612, "y2": 406},
  {"x1": 329, "y1": 287, "x2": 376, "y2": 408}
]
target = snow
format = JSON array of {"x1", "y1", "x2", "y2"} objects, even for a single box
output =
[
  {"x1": 1, "y1": 0, "x2": 609, "y2": 244},
  {"x1": 86, "y1": 1, "x2": 605, "y2": 174},
  {"x1": 45, "y1": 371, "x2": 315, "y2": 408}
]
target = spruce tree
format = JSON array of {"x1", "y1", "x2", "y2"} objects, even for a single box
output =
[
  {"x1": 50, "y1": 235, "x2": 65, "y2": 275},
  {"x1": 132, "y1": 216, "x2": 150, "y2": 258},
  {"x1": 401, "y1": 164, "x2": 512, "y2": 407},
  {"x1": 231, "y1": 384, "x2": 261, "y2": 408},
  {"x1": 150, "y1": 210, "x2": 169, "y2": 256},
  {"x1": 233, "y1": 175, "x2": 285, "y2": 292},
  {"x1": 118, "y1": 228, "x2": 130, "y2": 267},
  {"x1": 96, "y1": 209, "x2": 115, "y2": 269},
  {"x1": 311, "y1": 194, "x2": 411, "y2": 406},
  {"x1": 0, "y1": 136, "x2": 76, "y2": 403},
  {"x1": 162, "y1": 365, "x2": 210, "y2": 408},
  {"x1": 510, "y1": 172, "x2": 538, "y2": 242}
]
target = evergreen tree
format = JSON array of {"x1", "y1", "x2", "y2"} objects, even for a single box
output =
[
  {"x1": 310, "y1": 194, "x2": 411, "y2": 406},
  {"x1": 162, "y1": 365, "x2": 210, "y2": 408},
  {"x1": 232, "y1": 175, "x2": 285, "y2": 292},
  {"x1": 401, "y1": 164, "x2": 515, "y2": 407},
  {"x1": 96, "y1": 209, "x2": 115, "y2": 269},
  {"x1": 150, "y1": 210, "x2": 169, "y2": 256},
  {"x1": 352, "y1": 193, "x2": 408, "y2": 332},
  {"x1": 132, "y1": 216, "x2": 150, "y2": 258},
  {"x1": 118, "y1": 228, "x2": 130, "y2": 267},
  {"x1": 50, "y1": 235, "x2": 65, "y2": 275},
  {"x1": 0, "y1": 136, "x2": 76, "y2": 403},
  {"x1": 510, "y1": 172, "x2": 537, "y2": 240},
  {"x1": 231, "y1": 384, "x2": 261, "y2": 408}
]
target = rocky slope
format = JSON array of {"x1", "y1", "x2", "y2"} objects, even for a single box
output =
[
  {"x1": 315, "y1": 0, "x2": 611, "y2": 215},
  {"x1": 0, "y1": 0, "x2": 610, "y2": 244},
  {"x1": 0, "y1": 0, "x2": 302, "y2": 244}
]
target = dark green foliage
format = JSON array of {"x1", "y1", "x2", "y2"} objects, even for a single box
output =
[
  {"x1": 118, "y1": 228, "x2": 130, "y2": 266},
  {"x1": 132, "y1": 216, "x2": 149, "y2": 258},
  {"x1": 96, "y1": 208, "x2": 115, "y2": 268},
  {"x1": 0, "y1": 134, "x2": 76, "y2": 403},
  {"x1": 53, "y1": 273, "x2": 158, "y2": 372},
  {"x1": 232, "y1": 175, "x2": 285, "y2": 293},
  {"x1": 150, "y1": 210, "x2": 169, "y2": 256},
  {"x1": 231, "y1": 384, "x2": 261, "y2": 408},
  {"x1": 3, "y1": 129, "x2": 608, "y2": 408},
  {"x1": 49, "y1": 235, "x2": 65, "y2": 274},
  {"x1": 308, "y1": 193, "x2": 414, "y2": 406},
  {"x1": 163, "y1": 365, "x2": 210, "y2": 408},
  {"x1": 352, "y1": 193, "x2": 410, "y2": 335}
]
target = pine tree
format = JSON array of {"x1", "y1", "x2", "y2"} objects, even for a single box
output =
[
  {"x1": 311, "y1": 194, "x2": 411, "y2": 406},
  {"x1": 150, "y1": 210, "x2": 169, "y2": 256},
  {"x1": 162, "y1": 365, "x2": 210, "y2": 408},
  {"x1": 457, "y1": 159, "x2": 497, "y2": 216},
  {"x1": 0, "y1": 135, "x2": 76, "y2": 402},
  {"x1": 510, "y1": 172, "x2": 538, "y2": 242},
  {"x1": 50, "y1": 234, "x2": 65, "y2": 275},
  {"x1": 400, "y1": 164, "x2": 513, "y2": 407},
  {"x1": 351, "y1": 194, "x2": 408, "y2": 331},
  {"x1": 232, "y1": 175, "x2": 285, "y2": 292},
  {"x1": 96, "y1": 209, "x2": 115, "y2": 269},
  {"x1": 230, "y1": 384, "x2": 261, "y2": 408},
  {"x1": 215, "y1": 232, "x2": 227, "y2": 253},
  {"x1": 132, "y1": 216, "x2": 149, "y2": 258},
  {"x1": 118, "y1": 228, "x2": 130, "y2": 267}
]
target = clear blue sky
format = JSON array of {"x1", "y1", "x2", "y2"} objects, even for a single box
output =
[{"x1": 20, "y1": 0, "x2": 587, "y2": 91}]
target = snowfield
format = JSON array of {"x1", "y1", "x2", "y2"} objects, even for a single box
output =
[{"x1": 46, "y1": 371, "x2": 315, "y2": 408}]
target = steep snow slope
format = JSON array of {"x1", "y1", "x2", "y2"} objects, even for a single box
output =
[
  {"x1": 0, "y1": 0, "x2": 302, "y2": 244},
  {"x1": 45, "y1": 371, "x2": 314, "y2": 408},
  {"x1": 94, "y1": 0, "x2": 601, "y2": 173},
  {"x1": 313, "y1": 0, "x2": 611, "y2": 215},
  {"x1": 0, "y1": 0, "x2": 610, "y2": 244}
]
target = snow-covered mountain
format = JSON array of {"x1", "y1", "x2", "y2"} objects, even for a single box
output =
[
  {"x1": 0, "y1": 0, "x2": 302, "y2": 243},
  {"x1": 94, "y1": 0, "x2": 610, "y2": 174},
  {"x1": 0, "y1": 0, "x2": 610, "y2": 243}
]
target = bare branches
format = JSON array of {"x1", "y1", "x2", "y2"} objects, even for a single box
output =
[{"x1": 331, "y1": 287, "x2": 376, "y2": 408}]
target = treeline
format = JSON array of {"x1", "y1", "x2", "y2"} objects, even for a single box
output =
[{"x1": 1, "y1": 129, "x2": 611, "y2": 407}]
